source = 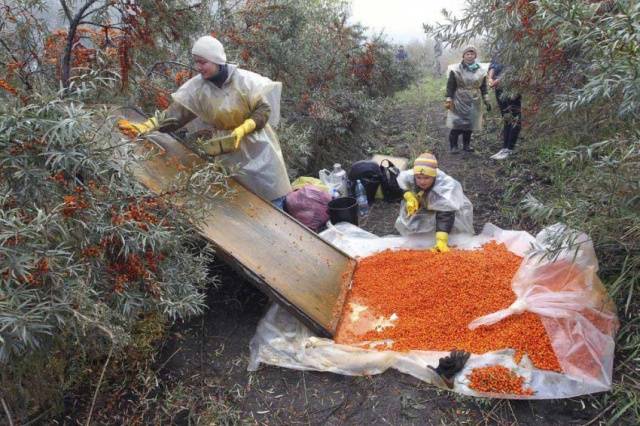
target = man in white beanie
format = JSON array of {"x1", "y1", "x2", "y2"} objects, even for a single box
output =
[
  {"x1": 119, "y1": 35, "x2": 291, "y2": 208},
  {"x1": 191, "y1": 35, "x2": 227, "y2": 66}
]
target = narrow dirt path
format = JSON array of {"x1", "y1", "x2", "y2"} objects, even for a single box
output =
[
  {"x1": 148, "y1": 84, "x2": 595, "y2": 425},
  {"x1": 362, "y1": 91, "x2": 508, "y2": 236}
]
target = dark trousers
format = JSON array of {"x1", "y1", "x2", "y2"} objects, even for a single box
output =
[
  {"x1": 449, "y1": 129, "x2": 472, "y2": 149},
  {"x1": 495, "y1": 88, "x2": 522, "y2": 150}
]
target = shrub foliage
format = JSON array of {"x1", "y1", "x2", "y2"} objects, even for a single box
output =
[
  {"x1": 427, "y1": 0, "x2": 639, "y2": 422},
  {"x1": 0, "y1": 0, "x2": 422, "y2": 421}
]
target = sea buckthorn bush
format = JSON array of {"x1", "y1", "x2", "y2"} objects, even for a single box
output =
[
  {"x1": 140, "y1": 0, "x2": 422, "y2": 173},
  {"x1": 214, "y1": 0, "x2": 421, "y2": 171},
  {"x1": 0, "y1": 79, "x2": 220, "y2": 420},
  {"x1": 427, "y1": 1, "x2": 640, "y2": 421},
  {"x1": 0, "y1": 0, "x2": 423, "y2": 420}
]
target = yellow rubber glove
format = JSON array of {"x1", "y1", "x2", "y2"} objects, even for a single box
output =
[
  {"x1": 117, "y1": 117, "x2": 158, "y2": 138},
  {"x1": 403, "y1": 191, "x2": 419, "y2": 216},
  {"x1": 231, "y1": 118, "x2": 256, "y2": 148},
  {"x1": 432, "y1": 231, "x2": 450, "y2": 253}
]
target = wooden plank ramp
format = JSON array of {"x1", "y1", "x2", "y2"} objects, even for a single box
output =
[{"x1": 127, "y1": 129, "x2": 355, "y2": 337}]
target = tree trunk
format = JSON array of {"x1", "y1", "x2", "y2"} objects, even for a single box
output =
[
  {"x1": 60, "y1": 23, "x2": 77, "y2": 89},
  {"x1": 60, "y1": 0, "x2": 100, "y2": 90}
]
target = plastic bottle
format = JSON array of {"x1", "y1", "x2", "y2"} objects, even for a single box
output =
[
  {"x1": 329, "y1": 187, "x2": 340, "y2": 199},
  {"x1": 355, "y1": 179, "x2": 369, "y2": 217},
  {"x1": 332, "y1": 163, "x2": 348, "y2": 196}
]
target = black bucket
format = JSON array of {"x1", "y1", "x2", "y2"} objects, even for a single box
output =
[{"x1": 328, "y1": 197, "x2": 358, "y2": 226}]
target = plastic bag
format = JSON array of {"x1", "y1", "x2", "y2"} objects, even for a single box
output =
[
  {"x1": 347, "y1": 161, "x2": 382, "y2": 204},
  {"x1": 319, "y1": 164, "x2": 348, "y2": 197},
  {"x1": 291, "y1": 176, "x2": 329, "y2": 192},
  {"x1": 249, "y1": 223, "x2": 618, "y2": 399},
  {"x1": 470, "y1": 224, "x2": 619, "y2": 387},
  {"x1": 285, "y1": 186, "x2": 332, "y2": 232}
]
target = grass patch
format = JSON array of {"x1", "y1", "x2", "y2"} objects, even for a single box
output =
[{"x1": 393, "y1": 75, "x2": 447, "y2": 106}]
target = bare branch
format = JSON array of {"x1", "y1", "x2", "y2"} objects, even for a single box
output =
[
  {"x1": 59, "y1": 0, "x2": 72, "y2": 21},
  {"x1": 78, "y1": 21, "x2": 125, "y2": 30},
  {"x1": 61, "y1": 0, "x2": 103, "y2": 89},
  {"x1": 81, "y1": 3, "x2": 115, "y2": 21},
  {"x1": 72, "y1": 0, "x2": 102, "y2": 23},
  {"x1": 85, "y1": 343, "x2": 113, "y2": 426},
  {"x1": 0, "y1": 39, "x2": 33, "y2": 91}
]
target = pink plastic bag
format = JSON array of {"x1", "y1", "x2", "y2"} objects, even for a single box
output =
[{"x1": 285, "y1": 185, "x2": 331, "y2": 232}]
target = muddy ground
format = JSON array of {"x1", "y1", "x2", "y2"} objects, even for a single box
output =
[{"x1": 133, "y1": 98, "x2": 599, "y2": 424}]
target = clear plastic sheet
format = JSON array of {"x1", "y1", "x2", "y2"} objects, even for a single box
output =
[{"x1": 248, "y1": 223, "x2": 618, "y2": 399}]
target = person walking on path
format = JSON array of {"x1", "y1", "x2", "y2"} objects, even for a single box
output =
[
  {"x1": 444, "y1": 46, "x2": 491, "y2": 154},
  {"x1": 118, "y1": 35, "x2": 291, "y2": 208},
  {"x1": 488, "y1": 59, "x2": 522, "y2": 160}
]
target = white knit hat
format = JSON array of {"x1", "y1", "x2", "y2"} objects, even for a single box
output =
[{"x1": 192, "y1": 36, "x2": 227, "y2": 65}]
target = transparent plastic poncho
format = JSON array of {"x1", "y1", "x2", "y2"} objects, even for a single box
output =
[
  {"x1": 248, "y1": 223, "x2": 618, "y2": 399},
  {"x1": 446, "y1": 62, "x2": 487, "y2": 131},
  {"x1": 395, "y1": 169, "x2": 475, "y2": 236},
  {"x1": 172, "y1": 65, "x2": 291, "y2": 200}
]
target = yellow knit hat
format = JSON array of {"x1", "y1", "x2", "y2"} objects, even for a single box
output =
[{"x1": 413, "y1": 152, "x2": 438, "y2": 177}]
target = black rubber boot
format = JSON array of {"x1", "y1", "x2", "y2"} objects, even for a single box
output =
[
  {"x1": 449, "y1": 133, "x2": 460, "y2": 154},
  {"x1": 462, "y1": 131, "x2": 473, "y2": 152}
]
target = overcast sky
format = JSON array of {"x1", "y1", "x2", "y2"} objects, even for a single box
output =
[{"x1": 349, "y1": 0, "x2": 467, "y2": 44}]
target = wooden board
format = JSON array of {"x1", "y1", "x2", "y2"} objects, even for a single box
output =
[{"x1": 127, "y1": 130, "x2": 355, "y2": 337}]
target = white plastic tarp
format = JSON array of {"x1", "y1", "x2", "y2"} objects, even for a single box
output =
[{"x1": 248, "y1": 223, "x2": 618, "y2": 399}]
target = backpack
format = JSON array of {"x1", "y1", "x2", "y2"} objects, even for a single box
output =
[{"x1": 379, "y1": 159, "x2": 403, "y2": 202}]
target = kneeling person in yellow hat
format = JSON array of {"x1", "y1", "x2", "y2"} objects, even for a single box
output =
[{"x1": 395, "y1": 153, "x2": 474, "y2": 251}]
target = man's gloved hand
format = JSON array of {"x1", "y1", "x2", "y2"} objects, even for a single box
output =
[
  {"x1": 444, "y1": 98, "x2": 453, "y2": 110},
  {"x1": 231, "y1": 118, "x2": 256, "y2": 148},
  {"x1": 117, "y1": 117, "x2": 158, "y2": 138},
  {"x1": 403, "y1": 191, "x2": 419, "y2": 216},
  {"x1": 427, "y1": 349, "x2": 471, "y2": 389},
  {"x1": 431, "y1": 231, "x2": 450, "y2": 253},
  {"x1": 483, "y1": 95, "x2": 492, "y2": 112}
]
